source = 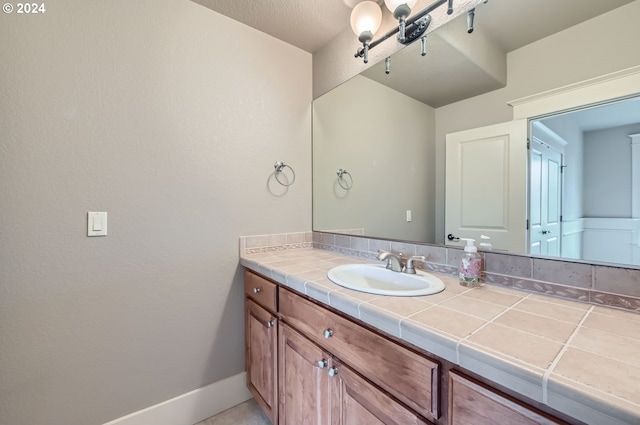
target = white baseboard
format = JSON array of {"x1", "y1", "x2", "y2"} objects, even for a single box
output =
[{"x1": 103, "y1": 372, "x2": 253, "y2": 425}]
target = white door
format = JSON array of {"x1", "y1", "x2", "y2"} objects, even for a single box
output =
[
  {"x1": 529, "y1": 139, "x2": 563, "y2": 256},
  {"x1": 445, "y1": 120, "x2": 528, "y2": 253}
]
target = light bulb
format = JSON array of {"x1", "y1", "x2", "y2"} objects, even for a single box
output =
[
  {"x1": 383, "y1": 0, "x2": 417, "y2": 18},
  {"x1": 350, "y1": 1, "x2": 383, "y2": 42}
]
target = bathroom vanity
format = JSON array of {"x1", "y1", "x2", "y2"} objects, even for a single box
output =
[
  {"x1": 241, "y1": 238, "x2": 640, "y2": 425},
  {"x1": 245, "y1": 268, "x2": 578, "y2": 424}
]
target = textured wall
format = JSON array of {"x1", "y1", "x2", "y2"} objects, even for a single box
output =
[
  {"x1": 313, "y1": 75, "x2": 436, "y2": 242},
  {"x1": 0, "y1": 1, "x2": 311, "y2": 424}
]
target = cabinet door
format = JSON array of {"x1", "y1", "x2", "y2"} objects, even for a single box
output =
[
  {"x1": 279, "y1": 323, "x2": 330, "y2": 425},
  {"x1": 280, "y1": 288, "x2": 439, "y2": 420},
  {"x1": 245, "y1": 299, "x2": 278, "y2": 425},
  {"x1": 448, "y1": 371, "x2": 567, "y2": 425},
  {"x1": 330, "y1": 359, "x2": 433, "y2": 425}
]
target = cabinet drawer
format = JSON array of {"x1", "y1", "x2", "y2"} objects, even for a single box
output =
[
  {"x1": 280, "y1": 288, "x2": 439, "y2": 420},
  {"x1": 448, "y1": 371, "x2": 567, "y2": 425},
  {"x1": 244, "y1": 270, "x2": 278, "y2": 313}
]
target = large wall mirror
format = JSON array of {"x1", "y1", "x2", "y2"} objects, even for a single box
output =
[{"x1": 313, "y1": 0, "x2": 640, "y2": 267}]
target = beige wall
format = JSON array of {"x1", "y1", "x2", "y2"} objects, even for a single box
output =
[
  {"x1": 313, "y1": 75, "x2": 436, "y2": 242},
  {"x1": 0, "y1": 1, "x2": 311, "y2": 424},
  {"x1": 434, "y1": 0, "x2": 640, "y2": 242}
]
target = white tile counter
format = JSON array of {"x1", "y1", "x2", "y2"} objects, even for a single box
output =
[{"x1": 240, "y1": 245, "x2": 640, "y2": 425}]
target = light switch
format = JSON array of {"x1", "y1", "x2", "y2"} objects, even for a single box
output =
[
  {"x1": 88, "y1": 212, "x2": 107, "y2": 236},
  {"x1": 406, "y1": 210, "x2": 412, "y2": 222}
]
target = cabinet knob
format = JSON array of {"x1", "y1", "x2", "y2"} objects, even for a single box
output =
[
  {"x1": 253, "y1": 287, "x2": 261, "y2": 294},
  {"x1": 323, "y1": 329, "x2": 334, "y2": 339},
  {"x1": 266, "y1": 319, "x2": 275, "y2": 328},
  {"x1": 328, "y1": 367, "x2": 338, "y2": 377},
  {"x1": 317, "y1": 359, "x2": 328, "y2": 369}
]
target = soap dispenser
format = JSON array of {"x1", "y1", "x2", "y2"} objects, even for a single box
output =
[{"x1": 458, "y1": 238, "x2": 482, "y2": 287}]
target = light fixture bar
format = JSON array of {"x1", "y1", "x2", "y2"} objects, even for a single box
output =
[{"x1": 355, "y1": 0, "x2": 448, "y2": 60}]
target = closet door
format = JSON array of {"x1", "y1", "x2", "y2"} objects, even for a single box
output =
[{"x1": 445, "y1": 120, "x2": 528, "y2": 253}]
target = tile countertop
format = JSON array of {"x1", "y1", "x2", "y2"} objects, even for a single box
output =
[{"x1": 240, "y1": 247, "x2": 640, "y2": 425}]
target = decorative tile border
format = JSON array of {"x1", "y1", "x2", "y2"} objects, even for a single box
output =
[
  {"x1": 590, "y1": 290, "x2": 640, "y2": 312},
  {"x1": 309, "y1": 231, "x2": 640, "y2": 313},
  {"x1": 240, "y1": 232, "x2": 313, "y2": 255},
  {"x1": 240, "y1": 231, "x2": 640, "y2": 312}
]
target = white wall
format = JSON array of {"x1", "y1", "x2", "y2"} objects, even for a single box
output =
[
  {"x1": 313, "y1": 75, "x2": 436, "y2": 242},
  {"x1": 584, "y1": 124, "x2": 640, "y2": 217},
  {"x1": 434, "y1": 0, "x2": 640, "y2": 242},
  {"x1": 0, "y1": 1, "x2": 311, "y2": 424}
]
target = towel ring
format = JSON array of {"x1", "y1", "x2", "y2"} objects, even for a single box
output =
[
  {"x1": 274, "y1": 161, "x2": 295, "y2": 186},
  {"x1": 337, "y1": 169, "x2": 353, "y2": 190}
]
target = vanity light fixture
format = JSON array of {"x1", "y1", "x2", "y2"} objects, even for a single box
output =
[
  {"x1": 384, "y1": 0, "x2": 418, "y2": 43},
  {"x1": 350, "y1": 1, "x2": 383, "y2": 63},
  {"x1": 352, "y1": 0, "x2": 459, "y2": 63}
]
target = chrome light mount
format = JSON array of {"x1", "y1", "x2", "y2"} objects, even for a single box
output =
[
  {"x1": 355, "y1": 13, "x2": 431, "y2": 61},
  {"x1": 402, "y1": 14, "x2": 431, "y2": 45}
]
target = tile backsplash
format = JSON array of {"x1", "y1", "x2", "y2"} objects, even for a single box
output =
[{"x1": 240, "y1": 231, "x2": 640, "y2": 313}]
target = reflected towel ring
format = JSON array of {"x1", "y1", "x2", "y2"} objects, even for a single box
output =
[
  {"x1": 337, "y1": 169, "x2": 353, "y2": 190},
  {"x1": 274, "y1": 161, "x2": 295, "y2": 186}
]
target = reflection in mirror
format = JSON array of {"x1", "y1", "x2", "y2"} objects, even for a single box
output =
[
  {"x1": 530, "y1": 97, "x2": 640, "y2": 266},
  {"x1": 313, "y1": 0, "x2": 640, "y2": 267}
]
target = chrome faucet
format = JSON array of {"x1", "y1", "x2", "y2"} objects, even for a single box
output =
[
  {"x1": 404, "y1": 256, "x2": 426, "y2": 274},
  {"x1": 377, "y1": 251, "x2": 427, "y2": 274},
  {"x1": 376, "y1": 250, "x2": 404, "y2": 272}
]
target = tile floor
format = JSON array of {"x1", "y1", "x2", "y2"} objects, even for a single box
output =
[{"x1": 195, "y1": 399, "x2": 271, "y2": 425}]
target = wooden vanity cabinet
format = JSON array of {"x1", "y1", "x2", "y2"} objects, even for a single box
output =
[
  {"x1": 330, "y1": 357, "x2": 433, "y2": 425},
  {"x1": 279, "y1": 287, "x2": 438, "y2": 424},
  {"x1": 279, "y1": 287, "x2": 440, "y2": 422},
  {"x1": 279, "y1": 322, "x2": 432, "y2": 425},
  {"x1": 244, "y1": 269, "x2": 575, "y2": 425},
  {"x1": 244, "y1": 271, "x2": 278, "y2": 424},
  {"x1": 448, "y1": 371, "x2": 569, "y2": 425},
  {"x1": 278, "y1": 322, "x2": 330, "y2": 425}
]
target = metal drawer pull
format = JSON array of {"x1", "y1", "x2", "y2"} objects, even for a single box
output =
[
  {"x1": 323, "y1": 329, "x2": 334, "y2": 339},
  {"x1": 265, "y1": 319, "x2": 275, "y2": 328},
  {"x1": 253, "y1": 287, "x2": 261, "y2": 294},
  {"x1": 317, "y1": 359, "x2": 328, "y2": 369},
  {"x1": 328, "y1": 367, "x2": 338, "y2": 377}
]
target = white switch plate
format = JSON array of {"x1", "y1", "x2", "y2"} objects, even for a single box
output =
[
  {"x1": 88, "y1": 212, "x2": 107, "y2": 236},
  {"x1": 406, "y1": 210, "x2": 412, "y2": 222}
]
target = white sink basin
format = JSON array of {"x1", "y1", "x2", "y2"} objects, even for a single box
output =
[{"x1": 327, "y1": 264, "x2": 445, "y2": 297}]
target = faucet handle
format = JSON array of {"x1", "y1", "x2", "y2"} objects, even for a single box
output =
[
  {"x1": 376, "y1": 250, "x2": 403, "y2": 271},
  {"x1": 404, "y1": 256, "x2": 427, "y2": 274}
]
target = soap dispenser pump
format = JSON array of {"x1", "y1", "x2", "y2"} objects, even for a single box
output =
[{"x1": 458, "y1": 238, "x2": 483, "y2": 287}]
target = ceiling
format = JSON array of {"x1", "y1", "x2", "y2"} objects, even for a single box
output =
[
  {"x1": 361, "y1": 0, "x2": 635, "y2": 107},
  {"x1": 191, "y1": 0, "x2": 355, "y2": 53},
  {"x1": 542, "y1": 97, "x2": 640, "y2": 133},
  {"x1": 195, "y1": 0, "x2": 635, "y2": 107},
  {"x1": 193, "y1": 0, "x2": 633, "y2": 54}
]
